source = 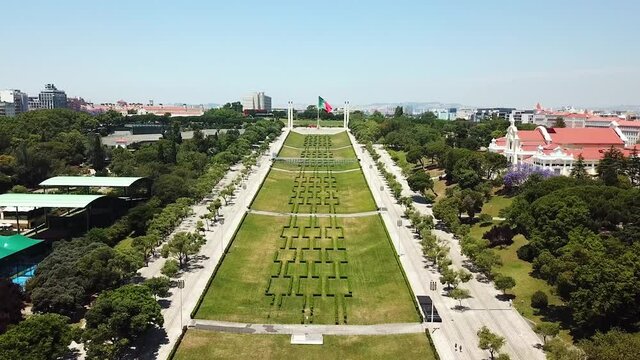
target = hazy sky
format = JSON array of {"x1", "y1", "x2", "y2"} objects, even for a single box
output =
[{"x1": 2, "y1": 0, "x2": 639, "y2": 108}]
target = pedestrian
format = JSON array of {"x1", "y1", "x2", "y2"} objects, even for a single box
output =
[
  {"x1": 460, "y1": 345, "x2": 462, "y2": 352},
  {"x1": 454, "y1": 343, "x2": 457, "y2": 351}
]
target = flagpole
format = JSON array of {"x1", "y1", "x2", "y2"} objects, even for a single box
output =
[{"x1": 317, "y1": 104, "x2": 320, "y2": 129}]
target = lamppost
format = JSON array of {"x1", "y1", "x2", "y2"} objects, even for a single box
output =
[
  {"x1": 429, "y1": 280, "x2": 437, "y2": 322},
  {"x1": 219, "y1": 218, "x2": 225, "y2": 255},
  {"x1": 177, "y1": 279, "x2": 185, "y2": 328}
]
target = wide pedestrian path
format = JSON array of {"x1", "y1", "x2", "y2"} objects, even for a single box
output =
[{"x1": 191, "y1": 319, "x2": 426, "y2": 335}]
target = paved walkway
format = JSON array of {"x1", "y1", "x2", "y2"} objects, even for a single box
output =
[
  {"x1": 247, "y1": 209, "x2": 380, "y2": 218},
  {"x1": 133, "y1": 129, "x2": 291, "y2": 360},
  {"x1": 271, "y1": 167, "x2": 361, "y2": 174},
  {"x1": 283, "y1": 144, "x2": 353, "y2": 151},
  {"x1": 365, "y1": 142, "x2": 545, "y2": 360},
  {"x1": 191, "y1": 319, "x2": 426, "y2": 335}
]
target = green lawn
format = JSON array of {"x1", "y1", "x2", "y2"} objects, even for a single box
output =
[
  {"x1": 252, "y1": 169, "x2": 376, "y2": 214},
  {"x1": 195, "y1": 214, "x2": 419, "y2": 324},
  {"x1": 174, "y1": 331, "x2": 437, "y2": 360},
  {"x1": 481, "y1": 195, "x2": 513, "y2": 217},
  {"x1": 387, "y1": 149, "x2": 412, "y2": 175}
]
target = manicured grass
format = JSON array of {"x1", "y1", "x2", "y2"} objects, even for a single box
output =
[
  {"x1": 281, "y1": 132, "x2": 307, "y2": 148},
  {"x1": 481, "y1": 195, "x2": 513, "y2": 217},
  {"x1": 277, "y1": 146, "x2": 301, "y2": 157},
  {"x1": 195, "y1": 214, "x2": 419, "y2": 324},
  {"x1": 174, "y1": 331, "x2": 437, "y2": 360},
  {"x1": 252, "y1": 170, "x2": 376, "y2": 214},
  {"x1": 433, "y1": 179, "x2": 449, "y2": 201}
]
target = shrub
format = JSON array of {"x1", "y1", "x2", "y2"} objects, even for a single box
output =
[
  {"x1": 477, "y1": 213, "x2": 493, "y2": 224},
  {"x1": 516, "y1": 243, "x2": 537, "y2": 261},
  {"x1": 531, "y1": 290, "x2": 548, "y2": 309},
  {"x1": 161, "y1": 259, "x2": 180, "y2": 278}
]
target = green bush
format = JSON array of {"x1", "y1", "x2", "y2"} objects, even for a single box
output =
[
  {"x1": 531, "y1": 290, "x2": 548, "y2": 309},
  {"x1": 161, "y1": 259, "x2": 180, "y2": 278}
]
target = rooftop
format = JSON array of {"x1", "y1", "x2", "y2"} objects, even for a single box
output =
[
  {"x1": 0, "y1": 234, "x2": 43, "y2": 260},
  {"x1": 0, "y1": 194, "x2": 106, "y2": 209},
  {"x1": 40, "y1": 176, "x2": 146, "y2": 188}
]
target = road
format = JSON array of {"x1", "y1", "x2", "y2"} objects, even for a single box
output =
[
  {"x1": 132, "y1": 129, "x2": 290, "y2": 360},
  {"x1": 352, "y1": 137, "x2": 545, "y2": 360}
]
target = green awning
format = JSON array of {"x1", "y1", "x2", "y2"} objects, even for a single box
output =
[{"x1": 0, "y1": 234, "x2": 43, "y2": 260}]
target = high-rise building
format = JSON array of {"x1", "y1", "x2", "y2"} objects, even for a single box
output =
[
  {"x1": 0, "y1": 102, "x2": 16, "y2": 117},
  {"x1": 0, "y1": 89, "x2": 28, "y2": 115},
  {"x1": 29, "y1": 84, "x2": 67, "y2": 110},
  {"x1": 242, "y1": 91, "x2": 272, "y2": 112}
]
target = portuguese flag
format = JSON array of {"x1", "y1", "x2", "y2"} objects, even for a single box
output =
[{"x1": 318, "y1": 96, "x2": 333, "y2": 113}]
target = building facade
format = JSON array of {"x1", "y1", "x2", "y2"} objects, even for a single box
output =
[
  {"x1": 242, "y1": 91, "x2": 272, "y2": 112},
  {"x1": 0, "y1": 102, "x2": 16, "y2": 117},
  {"x1": 29, "y1": 84, "x2": 67, "y2": 110},
  {"x1": 488, "y1": 119, "x2": 632, "y2": 176},
  {"x1": 0, "y1": 90, "x2": 28, "y2": 115}
]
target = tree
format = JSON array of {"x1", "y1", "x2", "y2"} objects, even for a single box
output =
[
  {"x1": 0, "y1": 278, "x2": 24, "y2": 334},
  {"x1": 9, "y1": 185, "x2": 28, "y2": 193},
  {"x1": 554, "y1": 117, "x2": 566, "y2": 128},
  {"x1": 161, "y1": 232, "x2": 205, "y2": 268},
  {"x1": 207, "y1": 198, "x2": 222, "y2": 222},
  {"x1": 628, "y1": 147, "x2": 640, "y2": 186},
  {"x1": 220, "y1": 184, "x2": 235, "y2": 205},
  {"x1": 570, "y1": 154, "x2": 588, "y2": 180},
  {"x1": 88, "y1": 133, "x2": 106, "y2": 171},
  {"x1": 477, "y1": 326, "x2": 506, "y2": 360},
  {"x1": 474, "y1": 250, "x2": 501, "y2": 277},
  {"x1": 0, "y1": 313, "x2": 73, "y2": 360},
  {"x1": 84, "y1": 284, "x2": 163, "y2": 359},
  {"x1": 494, "y1": 274, "x2": 516, "y2": 295},
  {"x1": 153, "y1": 174, "x2": 194, "y2": 205},
  {"x1": 535, "y1": 322, "x2": 560, "y2": 344},
  {"x1": 406, "y1": 146, "x2": 425, "y2": 168},
  {"x1": 143, "y1": 276, "x2": 171, "y2": 300},
  {"x1": 450, "y1": 287, "x2": 471, "y2": 308},
  {"x1": 579, "y1": 330, "x2": 640, "y2": 360},
  {"x1": 597, "y1": 147, "x2": 626, "y2": 186},
  {"x1": 407, "y1": 170, "x2": 434, "y2": 196},
  {"x1": 394, "y1": 106, "x2": 404, "y2": 117},
  {"x1": 161, "y1": 259, "x2": 180, "y2": 278},
  {"x1": 531, "y1": 290, "x2": 549, "y2": 310},
  {"x1": 483, "y1": 152, "x2": 509, "y2": 179},
  {"x1": 132, "y1": 234, "x2": 159, "y2": 264}
]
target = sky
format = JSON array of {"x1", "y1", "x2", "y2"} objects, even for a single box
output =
[{"x1": 2, "y1": 0, "x2": 639, "y2": 109}]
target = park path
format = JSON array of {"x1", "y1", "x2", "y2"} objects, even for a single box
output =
[
  {"x1": 191, "y1": 319, "x2": 426, "y2": 335},
  {"x1": 271, "y1": 167, "x2": 361, "y2": 174},
  {"x1": 283, "y1": 144, "x2": 353, "y2": 151},
  {"x1": 131, "y1": 129, "x2": 291, "y2": 360},
  {"x1": 247, "y1": 209, "x2": 380, "y2": 218},
  {"x1": 362, "y1": 142, "x2": 545, "y2": 360}
]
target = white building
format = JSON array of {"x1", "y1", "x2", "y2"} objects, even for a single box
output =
[
  {"x1": 0, "y1": 89, "x2": 29, "y2": 116},
  {"x1": 489, "y1": 118, "x2": 633, "y2": 176},
  {"x1": 242, "y1": 92, "x2": 272, "y2": 112}
]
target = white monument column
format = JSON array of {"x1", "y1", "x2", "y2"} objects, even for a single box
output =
[{"x1": 287, "y1": 101, "x2": 293, "y2": 129}]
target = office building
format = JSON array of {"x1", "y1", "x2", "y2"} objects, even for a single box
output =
[
  {"x1": 0, "y1": 90, "x2": 29, "y2": 115},
  {"x1": 29, "y1": 84, "x2": 67, "y2": 110},
  {"x1": 242, "y1": 92, "x2": 272, "y2": 112},
  {"x1": 0, "y1": 102, "x2": 16, "y2": 117}
]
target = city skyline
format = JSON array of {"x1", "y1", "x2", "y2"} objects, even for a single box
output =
[{"x1": 1, "y1": 0, "x2": 639, "y2": 108}]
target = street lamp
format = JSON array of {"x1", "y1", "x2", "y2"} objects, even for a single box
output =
[
  {"x1": 177, "y1": 279, "x2": 185, "y2": 328},
  {"x1": 219, "y1": 218, "x2": 225, "y2": 255},
  {"x1": 429, "y1": 280, "x2": 437, "y2": 322}
]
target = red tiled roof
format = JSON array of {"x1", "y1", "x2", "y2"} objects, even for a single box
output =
[
  {"x1": 547, "y1": 127, "x2": 624, "y2": 145},
  {"x1": 615, "y1": 120, "x2": 640, "y2": 128},
  {"x1": 517, "y1": 129, "x2": 545, "y2": 142}
]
